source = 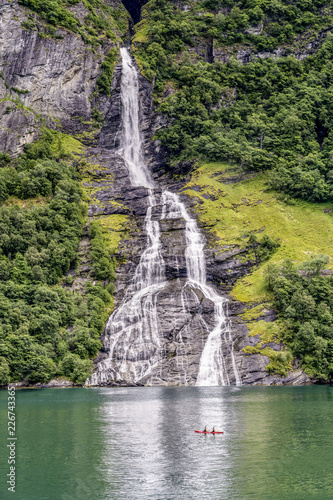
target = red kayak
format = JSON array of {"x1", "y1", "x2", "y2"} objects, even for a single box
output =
[{"x1": 194, "y1": 431, "x2": 223, "y2": 434}]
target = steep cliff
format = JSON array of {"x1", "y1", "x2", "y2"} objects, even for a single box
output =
[
  {"x1": 0, "y1": 0, "x2": 128, "y2": 154},
  {"x1": 1, "y1": 0, "x2": 332, "y2": 387}
]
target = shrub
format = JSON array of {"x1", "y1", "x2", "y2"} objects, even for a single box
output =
[
  {"x1": 266, "y1": 257, "x2": 333, "y2": 380},
  {"x1": 97, "y1": 48, "x2": 118, "y2": 95}
]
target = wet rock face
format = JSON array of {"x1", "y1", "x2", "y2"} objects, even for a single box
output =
[
  {"x1": 87, "y1": 56, "x2": 310, "y2": 387},
  {"x1": 94, "y1": 278, "x2": 217, "y2": 386},
  {"x1": 99, "y1": 63, "x2": 123, "y2": 150},
  {"x1": 1, "y1": 1, "x2": 309, "y2": 385},
  {"x1": 0, "y1": 0, "x2": 114, "y2": 154}
]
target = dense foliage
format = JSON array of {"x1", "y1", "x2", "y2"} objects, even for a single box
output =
[
  {"x1": 0, "y1": 131, "x2": 114, "y2": 385},
  {"x1": 246, "y1": 232, "x2": 280, "y2": 263},
  {"x1": 145, "y1": 0, "x2": 331, "y2": 51},
  {"x1": 89, "y1": 221, "x2": 116, "y2": 282},
  {"x1": 19, "y1": 0, "x2": 128, "y2": 45},
  {"x1": 135, "y1": 0, "x2": 333, "y2": 202},
  {"x1": 267, "y1": 257, "x2": 333, "y2": 380},
  {"x1": 96, "y1": 48, "x2": 118, "y2": 95}
]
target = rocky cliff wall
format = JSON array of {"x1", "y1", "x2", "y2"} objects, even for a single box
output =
[
  {"x1": 0, "y1": 0, "x2": 120, "y2": 154},
  {"x1": 87, "y1": 57, "x2": 310, "y2": 385},
  {"x1": 0, "y1": 0, "x2": 311, "y2": 386}
]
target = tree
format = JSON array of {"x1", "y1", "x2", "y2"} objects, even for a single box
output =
[{"x1": 0, "y1": 357, "x2": 10, "y2": 385}]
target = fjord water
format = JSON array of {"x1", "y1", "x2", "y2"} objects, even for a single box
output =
[{"x1": 1, "y1": 387, "x2": 333, "y2": 500}]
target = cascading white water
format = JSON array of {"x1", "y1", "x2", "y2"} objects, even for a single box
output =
[
  {"x1": 90, "y1": 48, "x2": 165, "y2": 385},
  {"x1": 161, "y1": 192, "x2": 241, "y2": 386},
  {"x1": 90, "y1": 47, "x2": 241, "y2": 386},
  {"x1": 119, "y1": 47, "x2": 153, "y2": 189}
]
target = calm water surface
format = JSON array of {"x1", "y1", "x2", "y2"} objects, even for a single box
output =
[{"x1": 0, "y1": 386, "x2": 332, "y2": 499}]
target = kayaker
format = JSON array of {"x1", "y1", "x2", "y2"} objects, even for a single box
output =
[
  {"x1": 212, "y1": 427, "x2": 216, "y2": 434},
  {"x1": 203, "y1": 426, "x2": 207, "y2": 433}
]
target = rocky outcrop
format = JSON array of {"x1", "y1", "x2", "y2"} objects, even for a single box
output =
[
  {"x1": 7, "y1": 377, "x2": 76, "y2": 388},
  {"x1": 99, "y1": 62, "x2": 123, "y2": 150},
  {"x1": 0, "y1": 0, "x2": 117, "y2": 154}
]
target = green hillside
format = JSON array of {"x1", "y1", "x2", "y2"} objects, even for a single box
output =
[
  {"x1": 0, "y1": 130, "x2": 121, "y2": 385},
  {"x1": 1, "y1": 0, "x2": 333, "y2": 384},
  {"x1": 132, "y1": 0, "x2": 333, "y2": 380},
  {"x1": 183, "y1": 162, "x2": 333, "y2": 378}
]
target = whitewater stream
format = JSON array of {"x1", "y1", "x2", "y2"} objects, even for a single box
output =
[{"x1": 90, "y1": 48, "x2": 241, "y2": 386}]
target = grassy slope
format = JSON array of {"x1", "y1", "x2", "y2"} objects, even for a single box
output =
[
  {"x1": 79, "y1": 155, "x2": 130, "y2": 257},
  {"x1": 183, "y1": 162, "x2": 333, "y2": 352},
  {"x1": 55, "y1": 134, "x2": 130, "y2": 286}
]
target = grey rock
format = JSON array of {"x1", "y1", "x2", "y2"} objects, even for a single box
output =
[
  {"x1": 8, "y1": 378, "x2": 75, "y2": 388},
  {"x1": 0, "y1": 0, "x2": 115, "y2": 154}
]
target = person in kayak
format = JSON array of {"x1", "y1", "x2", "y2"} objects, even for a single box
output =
[
  {"x1": 212, "y1": 427, "x2": 216, "y2": 434},
  {"x1": 203, "y1": 426, "x2": 207, "y2": 433}
]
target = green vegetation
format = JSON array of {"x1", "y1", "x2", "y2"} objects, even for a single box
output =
[
  {"x1": 89, "y1": 221, "x2": 116, "y2": 282},
  {"x1": 96, "y1": 48, "x2": 118, "y2": 95},
  {"x1": 267, "y1": 257, "x2": 333, "y2": 380},
  {"x1": 183, "y1": 162, "x2": 333, "y2": 376},
  {"x1": 19, "y1": 0, "x2": 79, "y2": 33},
  {"x1": 0, "y1": 131, "x2": 118, "y2": 385},
  {"x1": 183, "y1": 162, "x2": 333, "y2": 283},
  {"x1": 134, "y1": 0, "x2": 333, "y2": 203},
  {"x1": 243, "y1": 344, "x2": 293, "y2": 377},
  {"x1": 139, "y1": 0, "x2": 331, "y2": 53},
  {"x1": 19, "y1": 0, "x2": 128, "y2": 45},
  {"x1": 12, "y1": 87, "x2": 29, "y2": 95},
  {"x1": 92, "y1": 106, "x2": 103, "y2": 122}
]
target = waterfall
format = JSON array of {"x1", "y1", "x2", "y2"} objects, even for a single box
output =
[
  {"x1": 160, "y1": 192, "x2": 241, "y2": 386},
  {"x1": 90, "y1": 48, "x2": 241, "y2": 386},
  {"x1": 119, "y1": 47, "x2": 153, "y2": 189},
  {"x1": 90, "y1": 48, "x2": 165, "y2": 385}
]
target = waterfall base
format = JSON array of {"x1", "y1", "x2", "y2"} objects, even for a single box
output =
[
  {"x1": 90, "y1": 277, "x2": 241, "y2": 386},
  {"x1": 88, "y1": 187, "x2": 242, "y2": 387}
]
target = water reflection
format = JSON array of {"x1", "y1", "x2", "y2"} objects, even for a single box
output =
[
  {"x1": 1, "y1": 386, "x2": 333, "y2": 500},
  {"x1": 99, "y1": 387, "x2": 239, "y2": 499},
  {"x1": 97, "y1": 386, "x2": 333, "y2": 500}
]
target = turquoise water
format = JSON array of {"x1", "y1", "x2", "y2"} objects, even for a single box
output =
[{"x1": 0, "y1": 386, "x2": 332, "y2": 499}]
